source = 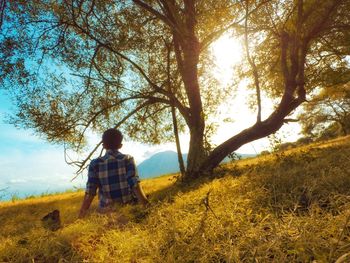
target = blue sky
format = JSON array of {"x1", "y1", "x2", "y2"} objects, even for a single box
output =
[
  {"x1": 0, "y1": 91, "x2": 83, "y2": 200},
  {"x1": 0, "y1": 33, "x2": 303, "y2": 201},
  {"x1": 0, "y1": 88, "x2": 303, "y2": 200},
  {"x1": 0, "y1": 90, "x2": 177, "y2": 200}
]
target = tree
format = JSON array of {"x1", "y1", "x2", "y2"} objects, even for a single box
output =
[
  {"x1": 299, "y1": 84, "x2": 350, "y2": 139},
  {"x1": 1, "y1": 0, "x2": 349, "y2": 179}
]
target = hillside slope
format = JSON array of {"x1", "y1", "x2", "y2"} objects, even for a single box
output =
[{"x1": 1, "y1": 136, "x2": 350, "y2": 262}]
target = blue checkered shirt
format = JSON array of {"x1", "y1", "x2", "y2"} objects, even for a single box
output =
[{"x1": 85, "y1": 150, "x2": 140, "y2": 208}]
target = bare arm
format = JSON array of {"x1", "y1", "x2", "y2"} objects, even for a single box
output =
[
  {"x1": 78, "y1": 193, "x2": 95, "y2": 218},
  {"x1": 126, "y1": 156, "x2": 149, "y2": 206},
  {"x1": 132, "y1": 184, "x2": 149, "y2": 207},
  {"x1": 79, "y1": 160, "x2": 99, "y2": 218}
]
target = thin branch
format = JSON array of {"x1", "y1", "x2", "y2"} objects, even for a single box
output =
[
  {"x1": 71, "y1": 100, "x2": 154, "y2": 178},
  {"x1": 0, "y1": 0, "x2": 6, "y2": 30},
  {"x1": 71, "y1": 43, "x2": 102, "y2": 106},
  {"x1": 295, "y1": 0, "x2": 307, "y2": 102},
  {"x1": 244, "y1": 0, "x2": 262, "y2": 123},
  {"x1": 201, "y1": 0, "x2": 273, "y2": 50},
  {"x1": 280, "y1": 31, "x2": 290, "y2": 86},
  {"x1": 201, "y1": 21, "x2": 244, "y2": 51},
  {"x1": 86, "y1": 44, "x2": 101, "y2": 90},
  {"x1": 132, "y1": 0, "x2": 176, "y2": 30},
  {"x1": 305, "y1": 1, "x2": 340, "y2": 42},
  {"x1": 33, "y1": 22, "x2": 63, "y2": 52},
  {"x1": 201, "y1": 190, "x2": 219, "y2": 219},
  {"x1": 64, "y1": 141, "x2": 76, "y2": 166},
  {"x1": 62, "y1": 2, "x2": 191, "y2": 121},
  {"x1": 71, "y1": 96, "x2": 174, "y2": 177},
  {"x1": 266, "y1": 3, "x2": 280, "y2": 35},
  {"x1": 75, "y1": 93, "x2": 173, "y2": 151},
  {"x1": 164, "y1": 37, "x2": 186, "y2": 178},
  {"x1": 171, "y1": 106, "x2": 186, "y2": 178},
  {"x1": 74, "y1": 95, "x2": 146, "y2": 150},
  {"x1": 158, "y1": 0, "x2": 185, "y2": 36},
  {"x1": 68, "y1": 2, "x2": 160, "y2": 92},
  {"x1": 173, "y1": 34, "x2": 185, "y2": 77},
  {"x1": 283, "y1": 118, "x2": 299, "y2": 123},
  {"x1": 66, "y1": 17, "x2": 188, "y2": 115},
  {"x1": 319, "y1": 36, "x2": 344, "y2": 61}
]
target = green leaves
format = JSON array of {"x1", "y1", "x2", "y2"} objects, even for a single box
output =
[{"x1": 1, "y1": 0, "x2": 349, "y2": 176}]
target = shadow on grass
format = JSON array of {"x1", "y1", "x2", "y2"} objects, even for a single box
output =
[
  {"x1": 0, "y1": 193, "x2": 83, "y2": 237},
  {"x1": 148, "y1": 139, "x2": 350, "y2": 218},
  {"x1": 230, "y1": 142, "x2": 350, "y2": 216}
]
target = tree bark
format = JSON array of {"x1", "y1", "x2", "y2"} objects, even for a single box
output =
[
  {"x1": 186, "y1": 125, "x2": 207, "y2": 179},
  {"x1": 199, "y1": 106, "x2": 296, "y2": 173},
  {"x1": 199, "y1": 22, "x2": 308, "y2": 174},
  {"x1": 180, "y1": 43, "x2": 207, "y2": 179},
  {"x1": 173, "y1": 1, "x2": 207, "y2": 179},
  {"x1": 171, "y1": 105, "x2": 186, "y2": 178}
]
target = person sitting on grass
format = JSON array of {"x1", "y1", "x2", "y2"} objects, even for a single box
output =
[{"x1": 78, "y1": 128, "x2": 149, "y2": 219}]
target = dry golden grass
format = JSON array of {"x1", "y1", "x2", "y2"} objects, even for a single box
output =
[{"x1": 1, "y1": 136, "x2": 350, "y2": 262}]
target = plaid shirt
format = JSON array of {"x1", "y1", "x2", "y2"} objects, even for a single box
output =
[{"x1": 85, "y1": 150, "x2": 140, "y2": 208}]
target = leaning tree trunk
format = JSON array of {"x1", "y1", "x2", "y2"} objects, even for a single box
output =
[
  {"x1": 199, "y1": 22, "x2": 310, "y2": 174},
  {"x1": 199, "y1": 99, "x2": 304, "y2": 173}
]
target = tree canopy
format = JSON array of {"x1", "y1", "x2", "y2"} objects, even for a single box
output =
[
  {"x1": 1, "y1": 0, "x2": 349, "y2": 179},
  {"x1": 299, "y1": 84, "x2": 350, "y2": 139}
]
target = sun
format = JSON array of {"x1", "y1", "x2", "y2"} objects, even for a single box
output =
[{"x1": 211, "y1": 34, "x2": 244, "y2": 85}]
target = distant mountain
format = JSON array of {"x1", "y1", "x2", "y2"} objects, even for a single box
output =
[
  {"x1": 137, "y1": 151, "x2": 256, "y2": 179},
  {"x1": 137, "y1": 151, "x2": 187, "y2": 179}
]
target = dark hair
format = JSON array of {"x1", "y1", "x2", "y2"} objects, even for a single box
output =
[{"x1": 102, "y1": 128, "x2": 123, "y2": 149}]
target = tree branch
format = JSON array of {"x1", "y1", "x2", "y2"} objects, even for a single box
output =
[
  {"x1": 199, "y1": 0, "x2": 315, "y2": 173},
  {"x1": 164, "y1": 37, "x2": 186, "y2": 178},
  {"x1": 244, "y1": 0, "x2": 262, "y2": 123},
  {"x1": 158, "y1": 0, "x2": 185, "y2": 36},
  {"x1": 62, "y1": 11, "x2": 190, "y2": 121},
  {"x1": 304, "y1": 0, "x2": 341, "y2": 43},
  {"x1": 71, "y1": 98, "x2": 167, "y2": 176},
  {"x1": 67, "y1": 7, "x2": 164, "y2": 93},
  {"x1": 0, "y1": 0, "x2": 6, "y2": 30},
  {"x1": 201, "y1": 21, "x2": 243, "y2": 51},
  {"x1": 132, "y1": 0, "x2": 177, "y2": 30},
  {"x1": 201, "y1": 0, "x2": 273, "y2": 50}
]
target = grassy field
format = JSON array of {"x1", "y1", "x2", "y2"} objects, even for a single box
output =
[{"x1": 1, "y1": 136, "x2": 350, "y2": 262}]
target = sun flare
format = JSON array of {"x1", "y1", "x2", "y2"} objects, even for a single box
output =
[{"x1": 211, "y1": 34, "x2": 244, "y2": 85}]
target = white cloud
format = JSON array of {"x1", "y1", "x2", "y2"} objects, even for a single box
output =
[
  {"x1": 122, "y1": 141, "x2": 177, "y2": 164},
  {"x1": 0, "y1": 123, "x2": 44, "y2": 144},
  {"x1": 0, "y1": 83, "x2": 303, "y2": 201},
  {"x1": 0, "y1": 146, "x2": 83, "y2": 198},
  {"x1": 8, "y1": 179, "x2": 28, "y2": 184}
]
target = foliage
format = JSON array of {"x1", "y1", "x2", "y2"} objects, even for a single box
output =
[
  {"x1": 1, "y1": 136, "x2": 350, "y2": 262},
  {"x1": 1, "y1": 0, "x2": 349, "y2": 178},
  {"x1": 0, "y1": 0, "x2": 232, "y2": 147},
  {"x1": 267, "y1": 133, "x2": 284, "y2": 152},
  {"x1": 271, "y1": 136, "x2": 314, "y2": 152},
  {"x1": 299, "y1": 84, "x2": 350, "y2": 140}
]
